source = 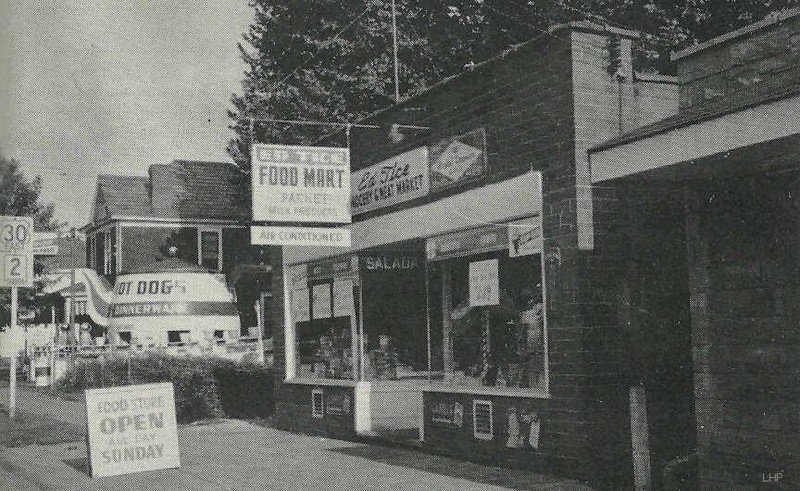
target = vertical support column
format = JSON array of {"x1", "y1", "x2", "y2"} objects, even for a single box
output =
[
  {"x1": 441, "y1": 265, "x2": 453, "y2": 374},
  {"x1": 684, "y1": 184, "x2": 713, "y2": 484}
]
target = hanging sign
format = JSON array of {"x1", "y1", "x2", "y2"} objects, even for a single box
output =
[
  {"x1": 251, "y1": 144, "x2": 350, "y2": 224},
  {"x1": 251, "y1": 225, "x2": 351, "y2": 247},
  {"x1": 350, "y1": 147, "x2": 429, "y2": 215},
  {"x1": 0, "y1": 216, "x2": 34, "y2": 287},
  {"x1": 85, "y1": 382, "x2": 180, "y2": 478},
  {"x1": 469, "y1": 259, "x2": 499, "y2": 307},
  {"x1": 508, "y1": 216, "x2": 543, "y2": 257},
  {"x1": 292, "y1": 288, "x2": 310, "y2": 323}
]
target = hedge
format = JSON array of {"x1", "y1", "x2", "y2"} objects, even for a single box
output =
[{"x1": 54, "y1": 353, "x2": 274, "y2": 423}]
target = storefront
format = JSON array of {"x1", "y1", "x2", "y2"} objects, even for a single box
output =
[{"x1": 281, "y1": 165, "x2": 544, "y2": 436}]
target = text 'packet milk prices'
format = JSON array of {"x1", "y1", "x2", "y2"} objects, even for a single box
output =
[
  {"x1": 85, "y1": 382, "x2": 180, "y2": 478},
  {"x1": 251, "y1": 144, "x2": 350, "y2": 224}
]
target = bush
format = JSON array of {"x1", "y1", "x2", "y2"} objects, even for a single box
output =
[{"x1": 54, "y1": 353, "x2": 274, "y2": 423}]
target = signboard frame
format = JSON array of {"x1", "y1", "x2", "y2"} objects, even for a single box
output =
[
  {"x1": 85, "y1": 382, "x2": 180, "y2": 478},
  {"x1": 251, "y1": 144, "x2": 351, "y2": 224},
  {"x1": 0, "y1": 216, "x2": 34, "y2": 287}
]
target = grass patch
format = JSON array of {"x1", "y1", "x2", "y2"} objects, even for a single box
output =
[{"x1": 0, "y1": 410, "x2": 85, "y2": 447}]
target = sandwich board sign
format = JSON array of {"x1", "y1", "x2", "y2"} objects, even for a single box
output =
[{"x1": 85, "y1": 382, "x2": 180, "y2": 477}]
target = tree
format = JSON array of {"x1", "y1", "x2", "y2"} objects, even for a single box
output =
[
  {"x1": 1, "y1": 154, "x2": 63, "y2": 325},
  {"x1": 228, "y1": 1, "x2": 799, "y2": 176}
]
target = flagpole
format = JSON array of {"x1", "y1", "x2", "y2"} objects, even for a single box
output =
[{"x1": 391, "y1": 0, "x2": 400, "y2": 102}]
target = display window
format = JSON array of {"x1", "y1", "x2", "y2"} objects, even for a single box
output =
[
  {"x1": 287, "y1": 218, "x2": 547, "y2": 394},
  {"x1": 428, "y1": 250, "x2": 546, "y2": 391},
  {"x1": 358, "y1": 246, "x2": 428, "y2": 381}
]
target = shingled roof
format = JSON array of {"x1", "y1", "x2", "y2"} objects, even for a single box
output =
[{"x1": 89, "y1": 160, "x2": 247, "y2": 225}]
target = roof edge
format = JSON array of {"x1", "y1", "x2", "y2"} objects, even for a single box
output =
[
  {"x1": 548, "y1": 20, "x2": 639, "y2": 40},
  {"x1": 673, "y1": 8, "x2": 800, "y2": 61}
]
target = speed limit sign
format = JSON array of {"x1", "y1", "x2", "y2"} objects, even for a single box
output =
[{"x1": 0, "y1": 216, "x2": 34, "y2": 287}]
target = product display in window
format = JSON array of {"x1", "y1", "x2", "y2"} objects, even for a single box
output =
[{"x1": 440, "y1": 252, "x2": 546, "y2": 391}]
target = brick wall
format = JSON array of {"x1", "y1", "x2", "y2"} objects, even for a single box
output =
[
  {"x1": 271, "y1": 23, "x2": 642, "y2": 488},
  {"x1": 686, "y1": 179, "x2": 800, "y2": 489}
]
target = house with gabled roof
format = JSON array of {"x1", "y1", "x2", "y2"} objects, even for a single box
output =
[{"x1": 81, "y1": 159, "x2": 272, "y2": 334}]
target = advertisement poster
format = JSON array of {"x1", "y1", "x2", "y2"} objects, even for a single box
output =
[
  {"x1": 508, "y1": 216, "x2": 543, "y2": 257},
  {"x1": 251, "y1": 144, "x2": 350, "y2": 224},
  {"x1": 350, "y1": 147, "x2": 429, "y2": 215},
  {"x1": 332, "y1": 279, "x2": 354, "y2": 318},
  {"x1": 293, "y1": 288, "x2": 310, "y2": 323},
  {"x1": 429, "y1": 129, "x2": 487, "y2": 192},
  {"x1": 312, "y1": 283, "x2": 332, "y2": 319},
  {"x1": 85, "y1": 382, "x2": 180, "y2": 478},
  {"x1": 469, "y1": 259, "x2": 499, "y2": 307}
]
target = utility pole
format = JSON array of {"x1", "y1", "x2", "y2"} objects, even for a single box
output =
[
  {"x1": 69, "y1": 227, "x2": 76, "y2": 345},
  {"x1": 391, "y1": 0, "x2": 400, "y2": 102}
]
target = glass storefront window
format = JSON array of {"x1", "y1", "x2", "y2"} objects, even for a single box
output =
[
  {"x1": 429, "y1": 250, "x2": 546, "y2": 392},
  {"x1": 288, "y1": 222, "x2": 547, "y2": 393}
]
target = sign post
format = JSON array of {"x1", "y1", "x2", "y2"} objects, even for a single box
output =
[
  {"x1": 9, "y1": 287, "x2": 17, "y2": 418},
  {"x1": 1, "y1": 216, "x2": 33, "y2": 420}
]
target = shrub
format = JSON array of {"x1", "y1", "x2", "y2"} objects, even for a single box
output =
[{"x1": 54, "y1": 353, "x2": 274, "y2": 423}]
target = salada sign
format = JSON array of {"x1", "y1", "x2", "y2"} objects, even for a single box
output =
[
  {"x1": 85, "y1": 382, "x2": 180, "y2": 477},
  {"x1": 251, "y1": 144, "x2": 350, "y2": 223},
  {"x1": 350, "y1": 147, "x2": 429, "y2": 215}
]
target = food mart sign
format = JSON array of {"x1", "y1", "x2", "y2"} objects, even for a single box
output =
[{"x1": 251, "y1": 144, "x2": 350, "y2": 224}]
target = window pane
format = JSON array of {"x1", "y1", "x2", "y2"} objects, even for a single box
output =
[
  {"x1": 438, "y1": 251, "x2": 546, "y2": 391},
  {"x1": 200, "y1": 231, "x2": 219, "y2": 270}
]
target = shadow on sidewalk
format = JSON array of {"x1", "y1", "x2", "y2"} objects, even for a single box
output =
[{"x1": 330, "y1": 445, "x2": 593, "y2": 490}]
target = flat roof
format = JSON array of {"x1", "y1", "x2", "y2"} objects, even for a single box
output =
[{"x1": 672, "y1": 8, "x2": 800, "y2": 60}]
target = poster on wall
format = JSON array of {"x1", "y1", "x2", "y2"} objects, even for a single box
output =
[
  {"x1": 312, "y1": 283, "x2": 332, "y2": 319},
  {"x1": 332, "y1": 279, "x2": 354, "y2": 318},
  {"x1": 293, "y1": 288, "x2": 310, "y2": 322},
  {"x1": 469, "y1": 259, "x2": 499, "y2": 307},
  {"x1": 508, "y1": 216, "x2": 543, "y2": 257}
]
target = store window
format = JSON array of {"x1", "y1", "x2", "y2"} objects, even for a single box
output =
[
  {"x1": 427, "y1": 218, "x2": 547, "y2": 392},
  {"x1": 292, "y1": 259, "x2": 358, "y2": 381},
  {"x1": 359, "y1": 248, "x2": 429, "y2": 381},
  {"x1": 199, "y1": 229, "x2": 221, "y2": 271}
]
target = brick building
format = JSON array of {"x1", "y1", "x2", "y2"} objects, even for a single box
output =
[
  {"x1": 268, "y1": 21, "x2": 679, "y2": 489},
  {"x1": 590, "y1": 9, "x2": 800, "y2": 489}
]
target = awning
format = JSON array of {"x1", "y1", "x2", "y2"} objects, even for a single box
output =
[
  {"x1": 283, "y1": 170, "x2": 542, "y2": 266},
  {"x1": 590, "y1": 93, "x2": 800, "y2": 183}
]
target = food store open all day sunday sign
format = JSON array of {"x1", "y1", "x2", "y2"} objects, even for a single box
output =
[{"x1": 85, "y1": 382, "x2": 180, "y2": 477}]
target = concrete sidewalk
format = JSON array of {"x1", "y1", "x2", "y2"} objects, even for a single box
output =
[
  {"x1": 0, "y1": 420, "x2": 594, "y2": 490},
  {"x1": 1, "y1": 382, "x2": 594, "y2": 490}
]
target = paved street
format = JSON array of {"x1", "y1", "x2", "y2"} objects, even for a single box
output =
[{"x1": 1, "y1": 383, "x2": 594, "y2": 490}]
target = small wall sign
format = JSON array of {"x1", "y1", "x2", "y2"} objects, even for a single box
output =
[
  {"x1": 85, "y1": 382, "x2": 180, "y2": 478},
  {"x1": 469, "y1": 259, "x2": 499, "y2": 307}
]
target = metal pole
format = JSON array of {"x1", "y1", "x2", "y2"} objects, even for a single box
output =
[
  {"x1": 391, "y1": 0, "x2": 400, "y2": 102},
  {"x1": 9, "y1": 286, "x2": 17, "y2": 419},
  {"x1": 69, "y1": 227, "x2": 76, "y2": 345}
]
